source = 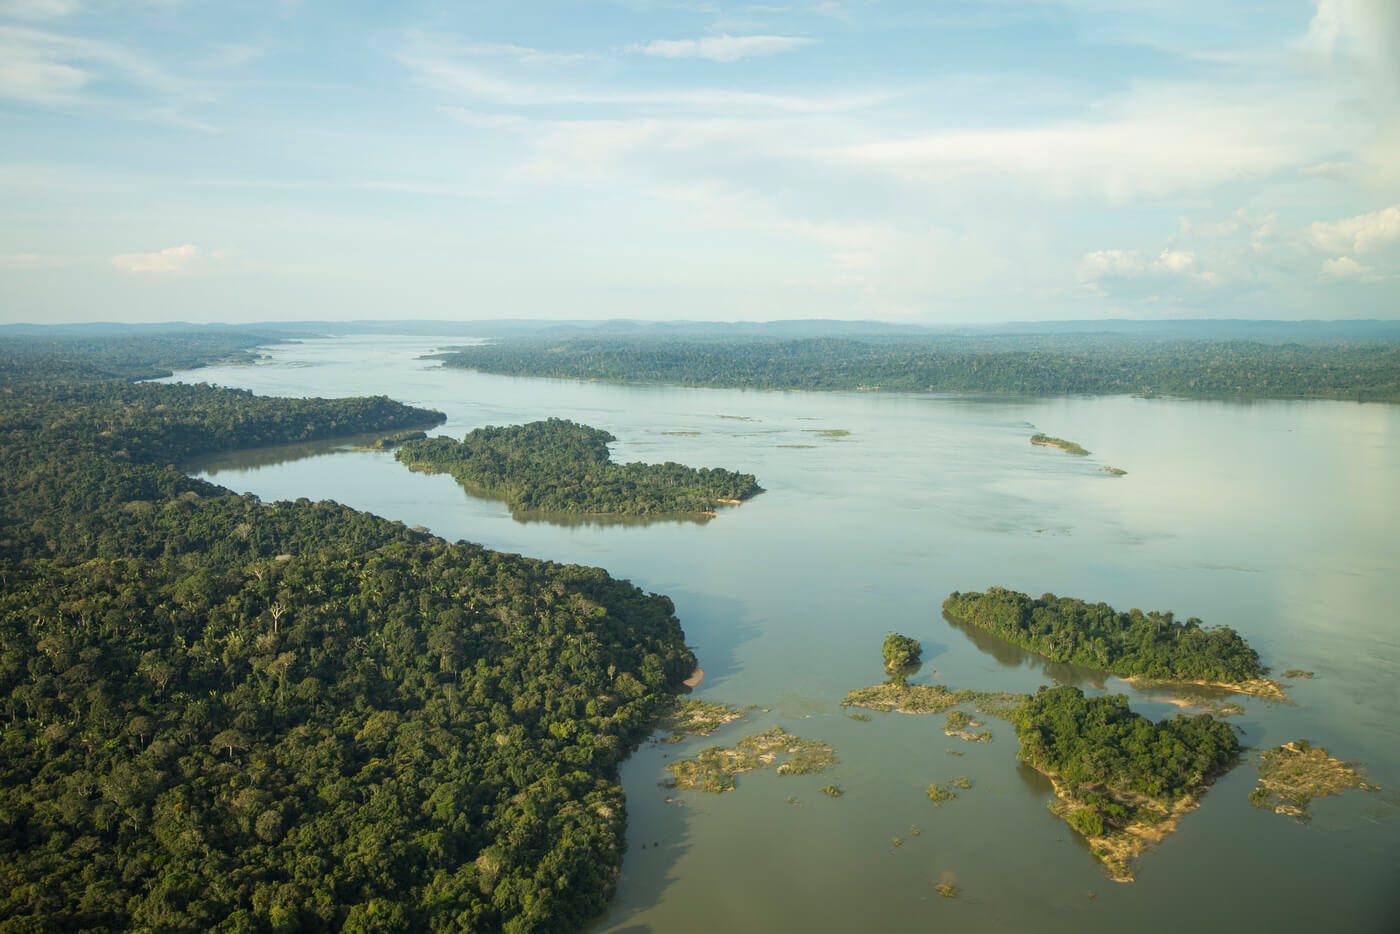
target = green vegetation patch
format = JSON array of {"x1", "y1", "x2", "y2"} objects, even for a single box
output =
[
  {"x1": 1014, "y1": 686, "x2": 1241, "y2": 882},
  {"x1": 777, "y1": 444, "x2": 817, "y2": 449},
  {"x1": 882, "y1": 632, "x2": 922, "y2": 673},
  {"x1": 843, "y1": 682, "x2": 1030, "y2": 718},
  {"x1": 1030, "y1": 433, "x2": 1090, "y2": 455},
  {"x1": 659, "y1": 699, "x2": 746, "y2": 743},
  {"x1": 935, "y1": 883, "x2": 958, "y2": 898},
  {"x1": 659, "y1": 430, "x2": 701, "y2": 436},
  {"x1": 927, "y1": 784, "x2": 958, "y2": 804},
  {"x1": 1283, "y1": 669, "x2": 1315, "y2": 679},
  {"x1": 944, "y1": 710, "x2": 993, "y2": 742},
  {"x1": 432, "y1": 334, "x2": 1400, "y2": 403},
  {"x1": 944, "y1": 587, "x2": 1270, "y2": 689},
  {"x1": 396, "y1": 418, "x2": 761, "y2": 517},
  {"x1": 1102, "y1": 467, "x2": 1127, "y2": 476},
  {"x1": 664, "y1": 727, "x2": 838, "y2": 793},
  {"x1": 1249, "y1": 740, "x2": 1379, "y2": 822},
  {"x1": 0, "y1": 347, "x2": 697, "y2": 932},
  {"x1": 803, "y1": 428, "x2": 851, "y2": 438}
]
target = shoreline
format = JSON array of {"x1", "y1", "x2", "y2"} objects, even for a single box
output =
[
  {"x1": 1119, "y1": 675, "x2": 1287, "y2": 702},
  {"x1": 682, "y1": 667, "x2": 705, "y2": 689}
]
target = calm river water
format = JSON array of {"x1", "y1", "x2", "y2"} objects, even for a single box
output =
[{"x1": 166, "y1": 335, "x2": 1400, "y2": 933}]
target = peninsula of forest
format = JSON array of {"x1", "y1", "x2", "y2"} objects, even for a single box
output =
[
  {"x1": 0, "y1": 332, "x2": 700, "y2": 933},
  {"x1": 395, "y1": 418, "x2": 761, "y2": 517},
  {"x1": 942, "y1": 588, "x2": 1280, "y2": 697}
]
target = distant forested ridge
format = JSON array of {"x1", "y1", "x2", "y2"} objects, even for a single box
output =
[
  {"x1": 396, "y1": 419, "x2": 761, "y2": 516},
  {"x1": 1, "y1": 339, "x2": 697, "y2": 932},
  {"x1": 432, "y1": 336, "x2": 1400, "y2": 402},
  {"x1": 942, "y1": 588, "x2": 1262, "y2": 684}
]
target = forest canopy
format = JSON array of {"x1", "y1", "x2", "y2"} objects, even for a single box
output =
[
  {"x1": 395, "y1": 418, "x2": 761, "y2": 516},
  {"x1": 942, "y1": 588, "x2": 1262, "y2": 684},
  {"x1": 431, "y1": 335, "x2": 1400, "y2": 402},
  {"x1": 0, "y1": 341, "x2": 697, "y2": 932}
]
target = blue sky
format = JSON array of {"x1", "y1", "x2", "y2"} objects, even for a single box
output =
[{"x1": 1, "y1": 0, "x2": 1397, "y2": 324}]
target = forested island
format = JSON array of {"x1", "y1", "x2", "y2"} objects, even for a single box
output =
[
  {"x1": 430, "y1": 334, "x2": 1400, "y2": 402},
  {"x1": 942, "y1": 588, "x2": 1274, "y2": 693},
  {"x1": 0, "y1": 339, "x2": 699, "y2": 931},
  {"x1": 1013, "y1": 686, "x2": 1241, "y2": 881},
  {"x1": 395, "y1": 419, "x2": 761, "y2": 516}
]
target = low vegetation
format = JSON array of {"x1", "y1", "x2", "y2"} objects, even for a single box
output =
[
  {"x1": 659, "y1": 699, "x2": 746, "y2": 743},
  {"x1": 1030, "y1": 433, "x2": 1090, "y2": 455},
  {"x1": 842, "y1": 681, "x2": 1029, "y2": 719},
  {"x1": 1249, "y1": 740, "x2": 1379, "y2": 822},
  {"x1": 664, "y1": 727, "x2": 838, "y2": 793}
]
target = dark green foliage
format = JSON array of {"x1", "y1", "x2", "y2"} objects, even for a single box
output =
[
  {"x1": 1013, "y1": 686, "x2": 1241, "y2": 804},
  {"x1": 396, "y1": 418, "x2": 760, "y2": 516},
  {"x1": 433, "y1": 335, "x2": 1400, "y2": 402},
  {"x1": 0, "y1": 340, "x2": 696, "y2": 932},
  {"x1": 881, "y1": 633, "x2": 921, "y2": 672},
  {"x1": 942, "y1": 588, "x2": 1262, "y2": 683}
]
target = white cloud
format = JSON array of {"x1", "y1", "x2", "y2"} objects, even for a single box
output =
[
  {"x1": 627, "y1": 34, "x2": 816, "y2": 62},
  {"x1": 1079, "y1": 249, "x2": 1145, "y2": 279},
  {"x1": 0, "y1": 251, "x2": 69, "y2": 267},
  {"x1": 1321, "y1": 255, "x2": 1368, "y2": 278},
  {"x1": 111, "y1": 244, "x2": 198, "y2": 273},
  {"x1": 1308, "y1": 204, "x2": 1400, "y2": 254}
]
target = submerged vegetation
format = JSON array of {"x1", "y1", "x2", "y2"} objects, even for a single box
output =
[
  {"x1": 943, "y1": 588, "x2": 1268, "y2": 688},
  {"x1": 664, "y1": 727, "x2": 838, "y2": 793},
  {"x1": 1249, "y1": 740, "x2": 1379, "y2": 822},
  {"x1": 396, "y1": 418, "x2": 761, "y2": 517},
  {"x1": 1013, "y1": 686, "x2": 1241, "y2": 882}
]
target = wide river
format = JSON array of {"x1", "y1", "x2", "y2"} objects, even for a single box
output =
[{"x1": 166, "y1": 335, "x2": 1399, "y2": 932}]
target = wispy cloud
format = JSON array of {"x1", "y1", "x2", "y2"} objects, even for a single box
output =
[
  {"x1": 111, "y1": 244, "x2": 198, "y2": 273},
  {"x1": 626, "y1": 34, "x2": 816, "y2": 62},
  {"x1": 0, "y1": 0, "x2": 82, "y2": 20}
]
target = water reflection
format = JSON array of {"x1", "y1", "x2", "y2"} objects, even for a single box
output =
[
  {"x1": 183, "y1": 426, "x2": 439, "y2": 474},
  {"x1": 512, "y1": 510, "x2": 713, "y2": 530},
  {"x1": 940, "y1": 610, "x2": 1106, "y2": 688}
]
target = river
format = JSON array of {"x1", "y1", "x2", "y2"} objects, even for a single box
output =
[{"x1": 165, "y1": 334, "x2": 1400, "y2": 932}]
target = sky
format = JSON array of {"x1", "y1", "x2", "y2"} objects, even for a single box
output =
[{"x1": 1, "y1": 0, "x2": 1398, "y2": 325}]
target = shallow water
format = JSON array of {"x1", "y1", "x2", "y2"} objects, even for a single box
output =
[{"x1": 167, "y1": 335, "x2": 1400, "y2": 933}]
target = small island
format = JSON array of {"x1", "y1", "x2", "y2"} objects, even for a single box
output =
[
  {"x1": 842, "y1": 681, "x2": 1028, "y2": 719},
  {"x1": 396, "y1": 418, "x2": 761, "y2": 517},
  {"x1": 883, "y1": 632, "x2": 922, "y2": 673},
  {"x1": 1031, "y1": 433, "x2": 1090, "y2": 455},
  {"x1": 1249, "y1": 740, "x2": 1379, "y2": 822},
  {"x1": 1014, "y1": 686, "x2": 1241, "y2": 882},
  {"x1": 664, "y1": 727, "x2": 837, "y2": 793},
  {"x1": 659, "y1": 699, "x2": 747, "y2": 743},
  {"x1": 943, "y1": 588, "x2": 1280, "y2": 698}
]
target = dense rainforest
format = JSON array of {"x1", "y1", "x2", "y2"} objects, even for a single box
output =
[
  {"x1": 431, "y1": 335, "x2": 1400, "y2": 402},
  {"x1": 942, "y1": 588, "x2": 1262, "y2": 683},
  {"x1": 0, "y1": 343, "x2": 697, "y2": 932},
  {"x1": 1012, "y1": 686, "x2": 1241, "y2": 859},
  {"x1": 395, "y1": 419, "x2": 761, "y2": 516}
]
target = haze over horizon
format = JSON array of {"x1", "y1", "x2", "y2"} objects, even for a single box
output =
[{"x1": 2, "y1": 0, "x2": 1398, "y2": 326}]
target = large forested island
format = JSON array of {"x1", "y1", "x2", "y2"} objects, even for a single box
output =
[
  {"x1": 395, "y1": 419, "x2": 761, "y2": 516},
  {"x1": 431, "y1": 333, "x2": 1400, "y2": 402},
  {"x1": 1013, "y1": 686, "x2": 1241, "y2": 881},
  {"x1": 0, "y1": 336, "x2": 698, "y2": 932},
  {"x1": 942, "y1": 588, "x2": 1273, "y2": 692}
]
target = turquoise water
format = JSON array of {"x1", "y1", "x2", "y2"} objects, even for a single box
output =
[{"x1": 168, "y1": 335, "x2": 1400, "y2": 932}]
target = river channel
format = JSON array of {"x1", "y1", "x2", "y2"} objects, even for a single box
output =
[{"x1": 165, "y1": 334, "x2": 1400, "y2": 933}]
